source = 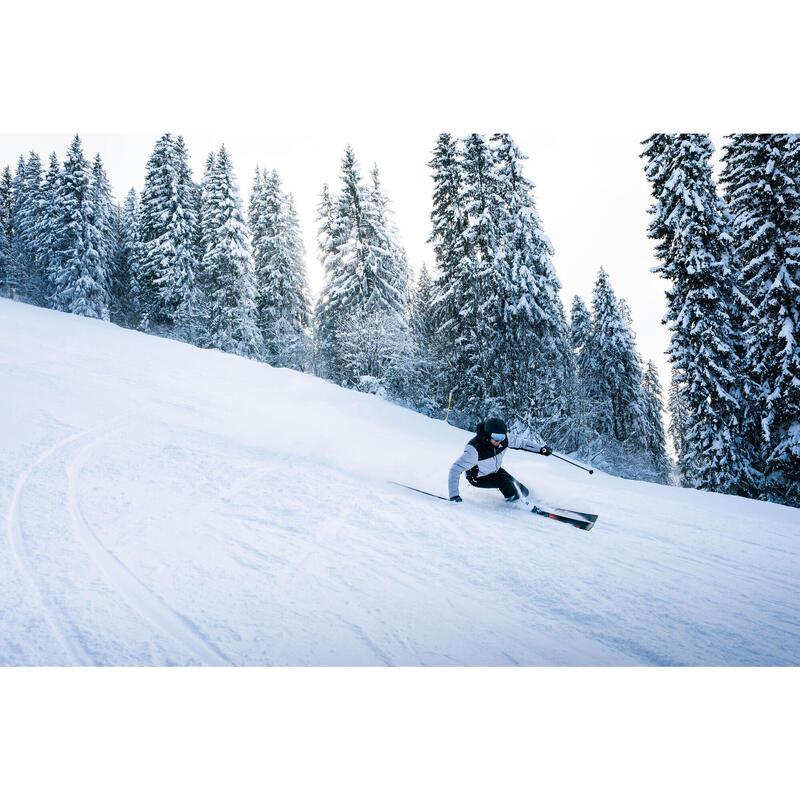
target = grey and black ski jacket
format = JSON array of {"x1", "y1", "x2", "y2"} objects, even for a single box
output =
[{"x1": 448, "y1": 424, "x2": 544, "y2": 499}]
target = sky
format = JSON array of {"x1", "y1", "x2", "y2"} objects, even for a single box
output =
[{"x1": 1, "y1": 130, "x2": 725, "y2": 394}]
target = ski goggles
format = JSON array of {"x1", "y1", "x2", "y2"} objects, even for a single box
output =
[{"x1": 489, "y1": 432, "x2": 506, "y2": 441}]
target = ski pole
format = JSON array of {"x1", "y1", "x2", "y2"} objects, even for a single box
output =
[
  {"x1": 550, "y1": 452, "x2": 594, "y2": 474},
  {"x1": 522, "y1": 447, "x2": 594, "y2": 475}
]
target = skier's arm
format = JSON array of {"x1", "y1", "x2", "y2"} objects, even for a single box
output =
[
  {"x1": 448, "y1": 445, "x2": 478, "y2": 499},
  {"x1": 507, "y1": 433, "x2": 545, "y2": 452}
]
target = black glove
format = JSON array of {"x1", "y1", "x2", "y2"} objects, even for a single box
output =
[
  {"x1": 540, "y1": 445, "x2": 552, "y2": 456},
  {"x1": 450, "y1": 495, "x2": 463, "y2": 503}
]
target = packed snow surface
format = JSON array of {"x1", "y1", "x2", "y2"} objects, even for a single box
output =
[{"x1": 2, "y1": 299, "x2": 799, "y2": 666}]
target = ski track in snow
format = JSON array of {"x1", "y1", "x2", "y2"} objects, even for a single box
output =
[
  {"x1": 6, "y1": 425, "x2": 105, "y2": 666},
  {"x1": 66, "y1": 427, "x2": 231, "y2": 667}
]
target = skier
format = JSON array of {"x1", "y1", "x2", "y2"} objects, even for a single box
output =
[{"x1": 448, "y1": 416, "x2": 551, "y2": 503}]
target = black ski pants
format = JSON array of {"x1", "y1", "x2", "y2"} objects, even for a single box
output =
[{"x1": 466, "y1": 468, "x2": 529, "y2": 499}]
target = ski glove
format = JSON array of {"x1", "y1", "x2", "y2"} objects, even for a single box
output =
[
  {"x1": 540, "y1": 445, "x2": 552, "y2": 456},
  {"x1": 450, "y1": 496, "x2": 463, "y2": 503}
]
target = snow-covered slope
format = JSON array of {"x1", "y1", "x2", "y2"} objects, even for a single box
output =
[{"x1": 2, "y1": 298, "x2": 799, "y2": 666}]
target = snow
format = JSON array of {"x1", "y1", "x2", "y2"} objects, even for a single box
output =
[{"x1": 2, "y1": 297, "x2": 800, "y2": 666}]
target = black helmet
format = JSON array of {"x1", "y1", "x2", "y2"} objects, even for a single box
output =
[{"x1": 483, "y1": 417, "x2": 507, "y2": 440}]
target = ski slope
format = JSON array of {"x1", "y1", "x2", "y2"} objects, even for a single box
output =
[{"x1": 2, "y1": 298, "x2": 799, "y2": 666}]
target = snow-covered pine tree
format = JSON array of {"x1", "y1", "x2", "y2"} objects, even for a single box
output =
[
  {"x1": 51, "y1": 135, "x2": 110, "y2": 320},
  {"x1": 642, "y1": 134, "x2": 749, "y2": 495},
  {"x1": 197, "y1": 145, "x2": 261, "y2": 358},
  {"x1": 447, "y1": 133, "x2": 507, "y2": 417},
  {"x1": 35, "y1": 153, "x2": 62, "y2": 309},
  {"x1": 491, "y1": 133, "x2": 574, "y2": 438},
  {"x1": 0, "y1": 223, "x2": 11, "y2": 294},
  {"x1": 137, "y1": 134, "x2": 172, "y2": 327},
  {"x1": 408, "y1": 263, "x2": 443, "y2": 411},
  {"x1": 365, "y1": 165, "x2": 411, "y2": 317},
  {"x1": 583, "y1": 268, "x2": 648, "y2": 457},
  {"x1": 137, "y1": 133, "x2": 200, "y2": 333},
  {"x1": 11, "y1": 153, "x2": 45, "y2": 304},
  {"x1": 249, "y1": 168, "x2": 312, "y2": 369},
  {"x1": 570, "y1": 294, "x2": 592, "y2": 357},
  {"x1": 720, "y1": 134, "x2": 800, "y2": 506},
  {"x1": 315, "y1": 148, "x2": 411, "y2": 391},
  {"x1": 314, "y1": 182, "x2": 348, "y2": 381},
  {"x1": 667, "y1": 366, "x2": 690, "y2": 471},
  {"x1": 280, "y1": 192, "x2": 313, "y2": 369},
  {"x1": 0, "y1": 165, "x2": 15, "y2": 296},
  {"x1": 248, "y1": 166, "x2": 265, "y2": 250},
  {"x1": 4, "y1": 156, "x2": 28, "y2": 298},
  {"x1": 356, "y1": 164, "x2": 414, "y2": 394},
  {"x1": 112, "y1": 188, "x2": 142, "y2": 326},
  {"x1": 0, "y1": 166, "x2": 12, "y2": 239},
  {"x1": 567, "y1": 293, "x2": 596, "y2": 452},
  {"x1": 89, "y1": 154, "x2": 117, "y2": 292},
  {"x1": 428, "y1": 134, "x2": 469, "y2": 410},
  {"x1": 642, "y1": 361, "x2": 670, "y2": 481}
]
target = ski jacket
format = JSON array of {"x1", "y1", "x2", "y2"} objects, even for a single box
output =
[{"x1": 448, "y1": 423, "x2": 544, "y2": 499}]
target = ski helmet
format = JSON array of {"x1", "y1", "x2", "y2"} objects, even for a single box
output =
[{"x1": 483, "y1": 417, "x2": 507, "y2": 440}]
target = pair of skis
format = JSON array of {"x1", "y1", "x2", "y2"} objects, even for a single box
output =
[{"x1": 391, "y1": 482, "x2": 598, "y2": 531}]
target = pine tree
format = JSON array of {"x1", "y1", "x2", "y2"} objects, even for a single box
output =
[
  {"x1": 583, "y1": 268, "x2": 648, "y2": 454},
  {"x1": 457, "y1": 133, "x2": 507, "y2": 414},
  {"x1": 0, "y1": 165, "x2": 16, "y2": 296},
  {"x1": 51, "y1": 135, "x2": 110, "y2": 320},
  {"x1": 491, "y1": 133, "x2": 573, "y2": 436},
  {"x1": 568, "y1": 294, "x2": 595, "y2": 451},
  {"x1": 408, "y1": 263, "x2": 443, "y2": 412},
  {"x1": 314, "y1": 182, "x2": 348, "y2": 380},
  {"x1": 138, "y1": 133, "x2": 200, "y2": 332},
  {"x1": 280, "y1": 191, "x2": 313, "y2": 368},
  {"x1": 642, "y1": 134, "x2": 749, "y2": 494},
  {"x1": 642, "y1": 361, "x2": 670, "y2": 481},
  {"x1": 12, "y1": 153, "x2": 45, "y2": 303},
  {"x1": 35, "y1": 153, "x2": 62, "y2": 308},
  {"x1": 89, "y1": 154, "x2": 116, "y2": 289},
  {"x1": 5, "y1": 156, "x2": 28, "y2": 297},
  {"x1": 0, "y1": 166, "x2": 12, "y2": 239},
  {"x1": 668, "y1": 367, "x2": 690, "y2": 470},
  {"x1": 0, "y1": 224, "x2": 12, "y2": 293},
  {"x1": 428, "y1": 134, "x2": 469, "y2": 409},
  {"x1": 570, "y1": 294, "x2": 592, "y2": 357},
  {"x1": 720, "y1": 134, "x2": 800, "y2": 506},
  {"x1": 364, "y1": 165, "x2": 411, "y2": 317},
  {"x1": 410, "y1": 262, "x2": 438, "y2": 361},
  {"x1": 249, "y1": 168, "x2": 311, "y2": 369},
  {"x1": 112, "y1": 188, "x2": 142, "y2": 325},
  {"x1": 315, "y1": 148, "x2": 411, "y2": 390},
  {"x1": 197, "y1": 145, "x2": 261, "y2": 357}
]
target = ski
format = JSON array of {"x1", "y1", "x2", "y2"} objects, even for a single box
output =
[
  {"x1": 554, "y1": 507, "x2": 599, "y2": 525},
  {"x1": 510, "y1": 481, "x2": 598, "y2": 531},
  {"x1": 528, "y1": 505, "x2": 597, "y2": 531},
  {"x1": 392, "y1": 482, "x2": 598, "y2": 530}
]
